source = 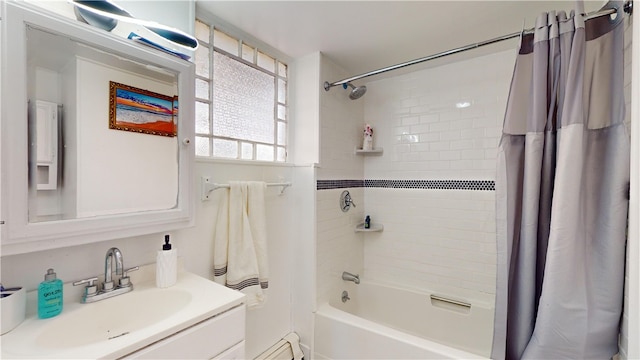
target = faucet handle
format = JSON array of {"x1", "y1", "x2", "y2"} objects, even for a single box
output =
[
  {"x1": 118, "y1": 266, "x2": 139, "y2": 288},
  {"x1": 124, "y1": 266, "x2": 139, "y2": 276},
  {"x1": 102, "y1": 281, "x2": 115, "y2": 292},
  {"x1": 73, "y1": 277, "x2": 99, "y2": 298}
]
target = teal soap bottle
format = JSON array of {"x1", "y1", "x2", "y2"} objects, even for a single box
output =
[{"x1": 38, "y1": 268, "x2": 63, "y2": 319}]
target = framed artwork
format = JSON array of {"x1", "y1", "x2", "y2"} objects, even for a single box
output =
[{"x1": 109, "y1": 81, "x2": 177, "y2": 137}]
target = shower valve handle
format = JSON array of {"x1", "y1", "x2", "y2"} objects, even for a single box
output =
[{"x1": 345, "y1": 194, "x2": 356, "y2": 208}]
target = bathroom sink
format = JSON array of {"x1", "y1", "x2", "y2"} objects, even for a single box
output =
[
  {"x1": 1, "y1": 268, "x2": 245, "y2": 359},
  {"x1": 35, "y1": 288, "x2": 192, "y2": 349}
]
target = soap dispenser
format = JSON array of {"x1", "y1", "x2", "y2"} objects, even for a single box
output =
[
  {"x1": 156, "y1": 235, "x2": 177, "y2": 288},
  {"x1": 38, "y1": 268, "x2": 63, "y2": 319}
]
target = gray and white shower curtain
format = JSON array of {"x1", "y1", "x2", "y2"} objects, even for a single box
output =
[{"x1": 492, "y1": 2, "x2": 629, "y2": 359}]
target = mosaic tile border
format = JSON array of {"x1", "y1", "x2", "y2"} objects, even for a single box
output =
[
  {"x1": 317, "y1": 179, "x2": 495, "y2": 191},
  {"x1": 316, "y1": 180, "x2": 364, "y2": 190}
]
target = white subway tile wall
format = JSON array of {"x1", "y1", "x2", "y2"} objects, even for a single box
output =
[
  {"x1": 363, "y1": 188, "x2": 496, "y2": 302},
  {"x1": 315, "y1": 54, "x2": 366, "y2": 305},
  {"x1": 318, "y1": 55, "x2": 365, "y2": 180},
  {"x1": 316, "y1": 188, "x2": 365, "y2": 305},
  {"x1": 364, "y1": 49, "x2": 514, "y2": 181},
  {"x1": 358, "y1": 49, "x2": 515, "y2": 302}
]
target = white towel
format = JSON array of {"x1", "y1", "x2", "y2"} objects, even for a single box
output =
[
  {"x1": 213, "y1": 181, "x2": 269, "y2": 308},
  {"x1": 213, "y1": 189, "x2": 230, "y2": 283}
]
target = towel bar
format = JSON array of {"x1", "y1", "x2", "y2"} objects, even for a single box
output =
[{"x1": 201, "y1": 176, "x2": 291, "y2": 200}]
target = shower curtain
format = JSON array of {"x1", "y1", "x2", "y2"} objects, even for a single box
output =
[{"x1": 492, "y1": 2, "x2": 629, "y2": 359}]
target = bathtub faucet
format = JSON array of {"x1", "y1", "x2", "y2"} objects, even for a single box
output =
[{"x1": 342, "y1": 271, "x2": 360, "y2": 284}]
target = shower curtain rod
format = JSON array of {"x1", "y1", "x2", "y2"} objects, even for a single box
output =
[{"x1": 323, "y1": 1, "x2": 633, "y2": 90}]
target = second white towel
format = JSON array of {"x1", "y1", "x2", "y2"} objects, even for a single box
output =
[{"x1": 213, "y1": 181, "x2": 269, "y2": 308}]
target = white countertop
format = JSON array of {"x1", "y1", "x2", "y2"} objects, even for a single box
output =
[{"x1": 0, "y1": 266, "x2": 245, "y2": 359}]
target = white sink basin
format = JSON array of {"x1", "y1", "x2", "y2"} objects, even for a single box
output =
[
  {"x1": 35, "y1": 289, "x2": 192, "y2": 349},
  {"x1": 0, "y1": 268, "x2": 246, "y2": 359}
]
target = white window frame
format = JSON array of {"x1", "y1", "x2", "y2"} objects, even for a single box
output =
[{"x1": 194, "y1": 17, "x2": 288, "y2": 162}]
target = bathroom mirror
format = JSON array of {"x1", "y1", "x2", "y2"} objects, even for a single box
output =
[
  {"x1": 27, "y1": 25, "x2": 180, "y2": 223},
  {"x1": 1, "y1": 2, "x2": 195, "y2": 255}
]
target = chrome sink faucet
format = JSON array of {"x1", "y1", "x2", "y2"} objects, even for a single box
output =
[
  {"x1": 73, "y1": 247, "x2": 139, "y2": 303},
  {"x1": 342, "y1": 271, "x2": 360, "y2": 284},
  {"x1": 103, "y1": 247, "x2": 123, "y2": 292}
]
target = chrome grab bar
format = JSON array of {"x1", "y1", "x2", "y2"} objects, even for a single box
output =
[{"x1": 429, "y1": 294, "x2": 471, "y2": 309}]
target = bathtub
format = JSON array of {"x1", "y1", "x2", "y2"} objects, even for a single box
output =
[{"x1": 314, "y1": 281, "x2": 493, "y2": 359}]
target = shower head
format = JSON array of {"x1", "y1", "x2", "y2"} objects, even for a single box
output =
[
  {"x1": 323, "y1": 81, "x2": 367, "y2": 100},
  {"x1": 343, "y1": 82, "x2": 367, "y2": 100}
]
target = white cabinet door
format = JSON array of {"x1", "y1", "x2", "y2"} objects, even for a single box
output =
[
  {"x1": 1, "y1": 1, "x2": 195, "y2": 255},
  {"x1": 124, "y1": 305, "x2": 245, "y2": 359},
  {"x1": 213, "y1": 340, "x2": 245, "y2": 360}
]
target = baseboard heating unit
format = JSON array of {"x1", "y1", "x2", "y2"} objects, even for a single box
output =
[{"x1": 255, "y1": 332, "x2": 304, "y2": 360}]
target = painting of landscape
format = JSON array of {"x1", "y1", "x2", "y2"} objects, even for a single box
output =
[{"x1": 109, "y1": 81, "x2": 177, "y2": 137}]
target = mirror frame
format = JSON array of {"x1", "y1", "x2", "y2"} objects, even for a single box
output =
[{"x1": 0, "y1": 2, "x2": 195, "y2": 255}]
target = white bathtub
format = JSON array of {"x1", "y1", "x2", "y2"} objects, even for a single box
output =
[{"x1": 314, "y1": 281, "x2": 493, "y2": 359}]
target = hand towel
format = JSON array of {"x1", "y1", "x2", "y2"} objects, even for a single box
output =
[
  {"x1": 213, "y1": 181, "x2": 269, "y2": 308},
  {"x1": 213, "y1": 189, "x2": 230, "y2": 285}
]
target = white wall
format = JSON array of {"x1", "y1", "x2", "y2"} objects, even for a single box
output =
[
  {"x1": 359, "y1": 49, "x2": 515, "y2": 304},
  {"x1": 290, "y1": 52, "x2": 320, "y2": 165},
  {"x1": 76, "y1": 57, "x2": 178, "y2": 217},
  {"x1": 290, "y1": 165, "x2": 317, "y2": 357},
  {"x1": 315, "y1": 53, "x2": 366, "y2": 309},
  {"x1": 363, "y1": 188, "x2": 496, "y2": 302},
  {"x1": 182, "y1": 161, "x2": 298, "y2": 359},
  {"x1": 318, "y1": 54, "x2": 364, "y2": 180},
  {"x1": 316, "y1": 188, "x2": 364, "y2": 305},
  {"x1": 363, "y1": 50, "x2": 513, "y2": 181}
]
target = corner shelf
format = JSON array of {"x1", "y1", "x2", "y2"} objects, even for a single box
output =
[
  {"x1": 355, "y1": 147, "x2": 383, "y2": 155},
  {"x1": 355, "y1": 223, "x2": 384, "y2": 232}
]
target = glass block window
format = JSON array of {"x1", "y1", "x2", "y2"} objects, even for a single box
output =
[{"x1": 195, "y1": 19, "x2": 287, "y2": 162}]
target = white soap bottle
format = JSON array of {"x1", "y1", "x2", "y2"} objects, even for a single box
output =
[{"x1": 156, "y1": 234, "x2": 177, "y2": 288}]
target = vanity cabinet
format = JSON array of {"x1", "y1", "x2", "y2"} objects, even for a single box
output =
[
  {"x1": 124, "y1": 305, "x2": 246, "y2": 359},
  {"x1": 0, "y1": 2, "x2": 195, "y2": 255}
]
